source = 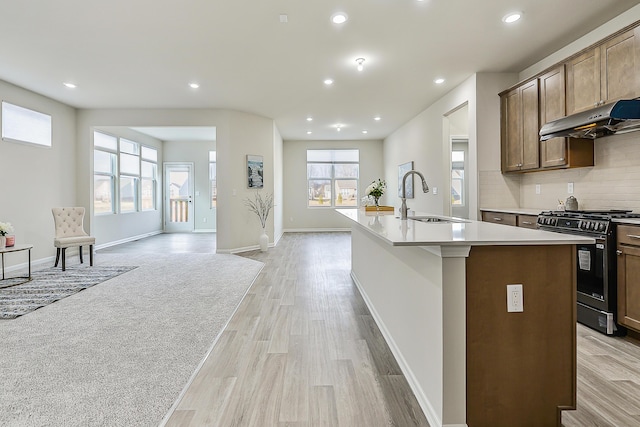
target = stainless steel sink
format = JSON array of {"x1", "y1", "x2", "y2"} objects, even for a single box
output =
[{"x1": 405, "y1": 216, "x2": 467, "y2": 223}]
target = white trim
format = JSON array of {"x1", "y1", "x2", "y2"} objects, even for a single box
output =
[
  {"x1": 158, "y1": 261, "x2": 266, "y2": 427},
  {"x1": 351, "y1": 270, "x2": 444, "y2": 427},
  {"x1": 282, "y1": 227, "x2": 350, "y2": 233},
  {"x1": 95, "y1": 230, "x2": 162, "y2": 250},
  {"x1": 192, "y1": 229, "x2": 216, "y2": 233}
]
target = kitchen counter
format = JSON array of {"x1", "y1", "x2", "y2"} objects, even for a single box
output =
[
  {"x1": 480, "y1": 207, "x2": 543, "y2": 216},
  {"x1": 339, "y1": 208, "x2": 587, "y2": 427},
  {"x1": 614, "y1": 218, "x2": 640, "y2": 225},
  {"x1": 337, "y1": 209, "x2": 593, "y2": 247}
]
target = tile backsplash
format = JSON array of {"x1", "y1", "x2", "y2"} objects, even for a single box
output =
[{"x1": 480, "y1": 131, "x2": 640, "y2": 212}]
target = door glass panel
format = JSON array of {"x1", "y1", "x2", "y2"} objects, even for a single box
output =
[{"x1": 168, "y1": 169, "x2": 190, "y2": 223}]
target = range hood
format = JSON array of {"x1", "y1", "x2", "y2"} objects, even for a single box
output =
[{"x1": 539, "y1": 99, "x2": 640, "y2": 141}]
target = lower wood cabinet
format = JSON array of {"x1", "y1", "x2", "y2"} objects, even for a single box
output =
[
  {"x1": 482, "y1": 211, "x2": 540, "y2": 229},
  {"x1": 482, "y1": 211, "x2": 517, "y2": 226},
  {"x1": 617, "y1": 224, "x2": 640, "y2": 332}
]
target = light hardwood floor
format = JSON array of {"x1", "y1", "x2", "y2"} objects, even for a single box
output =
[
  {"x1": 163, "y1": 232, "x2": 428, "y2": 426},
  {"x1": 105, "y1": 232, "x2": 640, "y2": 426}
]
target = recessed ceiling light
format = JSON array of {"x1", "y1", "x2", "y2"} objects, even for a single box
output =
[
  {"x1": 335, "y1": 124, "x2": 343, "y2": 131},
  {"x1": 502, "y1": 12, "x2": 522, "y2": 23},
  {"x1": 306, "y1": 117, "x2": 313, "y2": 122},
  {"x1": 279, "y1": 14, "x2": 288, "y2": 23},
  {"x1": 356, "y1": 58, "x2": 365, "y2": 72},
  {"x1": 189, "y1": 82, "x2": 200, "y2": 89},
  {"x1": 362, "y1": 130, "x2": 368, "y2": 134},
  {"x1": 63, "y1": 82, "x2": 77, "y2": 89},
  {"x1": 374, "y1": 116, "x2": 381, "y2": 121},
  {"x1": 324, "y1": 79, "x2": 334, "y2": 85},
  {"x1": 331, "y1": 12, "x2": 348, "y2": 24},
  {"x1": 306, "y1": 131, "x2": 312, "y2": 134},
  {"x1": 434, "y1": 78, "x2": 445, "y2": 84}
]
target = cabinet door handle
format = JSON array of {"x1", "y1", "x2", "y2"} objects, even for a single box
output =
[
  {"x1": 522, "y1": 221, "x2": 533, "y2": 225},
  {"x1": 493, "y1": 218, "x2": 503, "y2": 221},
  {"x1": 626, "y1": 234, "x2": 640, "y2": 240},
  {"x1": 617, "y1": 250, "x2": 623, "y2": 256}
]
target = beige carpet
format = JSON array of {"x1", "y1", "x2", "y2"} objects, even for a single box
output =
[{"x1": 0, "y1": 252, "x2": 264, "y2": 427}]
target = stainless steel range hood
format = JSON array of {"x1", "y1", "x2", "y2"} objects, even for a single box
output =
[{"x1": 539, "y1": 99, "x2": 640, "y2": 141}]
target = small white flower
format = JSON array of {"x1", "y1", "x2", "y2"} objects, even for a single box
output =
[{"x1": 0, "y1": 221, "x2": 14, "y2": 236}]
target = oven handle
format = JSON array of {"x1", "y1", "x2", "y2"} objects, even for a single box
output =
[{"x1": 625, "y1": 234, "x2": 640, "y2": 240}]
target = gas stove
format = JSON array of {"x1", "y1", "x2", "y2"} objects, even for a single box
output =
[
  {"x1": 537, "y1": 210, "x2": 640, "y2": 236},
  {"x1": 537, "y1": 209, "x2": 640, "y2": 335}
]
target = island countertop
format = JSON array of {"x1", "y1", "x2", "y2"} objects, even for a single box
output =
[{"x1": 336, "y1": 208, "x2": 594, "y2": 246}]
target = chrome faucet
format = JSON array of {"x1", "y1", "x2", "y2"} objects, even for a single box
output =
[{"x1": 400, "y1": 170, "x2": 429, "y2": 219}]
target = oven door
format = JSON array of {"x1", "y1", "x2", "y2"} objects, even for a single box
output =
[{"x1": 576, "y1": 237, "x2": 609, "y2": 311}]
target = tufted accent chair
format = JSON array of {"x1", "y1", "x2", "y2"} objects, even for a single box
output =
[{"x1": 51, "y1": 207, "x2": 95, "y2": 271}]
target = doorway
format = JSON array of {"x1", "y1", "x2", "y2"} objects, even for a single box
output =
[
  {"x1": 451, "y1": 138, "x2": 469, "y2": 219},
  {"x1": 164, "y1": 162, "x2": 194, "y2": 232}
]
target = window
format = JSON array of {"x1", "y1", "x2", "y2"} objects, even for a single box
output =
[
  {"x1": 141, "y1": 146, "x2": 158, "y2": 211},
  {"x1": 209, "y1": 151, "x2": 217, "y2": 208},
  {"x1": 93, "y1": 132, "x2": 117, "y2": 214},
  {"x1": 307, "y1": 149, "x2": 359, "y2": 207},
  {"x1": 93, "y1": 131, "x2": 157, "y2": 214},
  {"x1": 451, "y1": 150, "x2": 465, "y2": 206},
  {"x1": 119, "y1": 138, "x2": 139, "y2": 213},
  {"x1": 1, "y1": 101, "x2": 52, "y2": 147}
]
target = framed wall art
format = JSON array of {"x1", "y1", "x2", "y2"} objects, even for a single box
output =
[
  {"x1": 398, "y1": 161, "x2": 414, "y2": 198},
  {"x1": 247, "y1": 155, "x2": 264, "y2": 188}
]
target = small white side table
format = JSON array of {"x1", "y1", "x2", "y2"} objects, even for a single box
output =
[{"x1": 0, "y1": 244, "x2": 33, "y2": 288}]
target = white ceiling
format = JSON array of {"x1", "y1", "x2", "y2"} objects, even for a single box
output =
[{"x1": 1, "y1": 0, "x2": 639, "y2": 142}]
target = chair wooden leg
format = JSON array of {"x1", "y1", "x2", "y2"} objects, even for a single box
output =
[
  {"x1": 79, "y1": 245, "x2": 84, "y2": 264},
  {"x1": 62, "y1": 248, "x2": 66, "y2": 271},
  {"x1": 54, "y1": 248, "x2": 61, "y2": 267},
  {"x1": 89, "y1": 245, "x2": 94, "y2": 266}
]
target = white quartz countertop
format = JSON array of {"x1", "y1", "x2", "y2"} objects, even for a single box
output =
[
  {"x1": 480, "y1": 207, "x2": 543, "y2": 216},
  {"x1": 337, "y1": 209, "x2": 594, "y2": 247},
  {"x1": 613, "y1": 218, "x2": 640, "y2": 225}
]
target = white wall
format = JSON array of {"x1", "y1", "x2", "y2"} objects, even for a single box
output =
[
  {"x1": 164, "y1": 139, "x2": 216, "y2": 232},
  {"x1": 0, "y1": 80, "x2": 77, "y2": 268},
  {"x1": 383, "y1": 75, "x2": 479, "y2": 218},
  {"x1": 273, "y1": 124, "x2": 284, "y2": 243},
  {"x1": 283, "y1": 139, "x2": 383, "y2": 230},
  {"x1": 76, "y1": 108, "x2": 278, "y2": 253}
]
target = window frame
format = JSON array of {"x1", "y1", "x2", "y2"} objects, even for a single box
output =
[
  {"x1": 1, "y1": 101, "x2": 52, "y2": 147},
  {"x1": 307, "y1": 149, "x2": 359, "y2": 208},
  {"x1": 93, "y1": 130, "x2": 158, "y2": 215}
]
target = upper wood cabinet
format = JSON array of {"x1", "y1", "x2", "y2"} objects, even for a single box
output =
[
  {"x1": 566, "y1": 27, "x2": 640, "y2": 115},
  {"x1": 539, "y1": 66, "x2": 567, "y2": 168},
  {"x1": 539, "y1": 65, "x2": 595, "y2": 170},
  {"x1": 501, "y1": 79, "x2": 539, "y2": 172}
]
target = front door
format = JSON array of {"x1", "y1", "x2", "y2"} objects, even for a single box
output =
[{"x1": 164, "y1": 163, "x2": 194, "y2": 232}]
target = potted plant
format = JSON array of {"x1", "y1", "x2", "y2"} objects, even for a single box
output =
[
  {"x1": 244, "y1": 192, "x2": 274, "y2": 252},
  {"x1": 0, "y1": 222, "x2": 14, "y2": 249},
  {"x1": 365, "y1": 179, "x2": 386, "y2": 207}
]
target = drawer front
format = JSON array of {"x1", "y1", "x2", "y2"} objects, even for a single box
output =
[
  {"x1": 618, "y1": 225, "x2": 640, "y2": 246},
  {"x1": 517, "y1": 214, "x2": 538, "y2": 229},
  {"x1": 482, "y1": 211, "x2": 517, "y2": 226}
]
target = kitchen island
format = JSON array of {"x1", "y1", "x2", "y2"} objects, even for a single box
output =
[{"x1": 336, "y1": 209, "x2": 594, "y2": 427}]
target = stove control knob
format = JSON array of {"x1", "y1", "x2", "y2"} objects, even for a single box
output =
[
  {"x1": 581, "y1": 221, "x2": 589, "y2": 230},
  {"x1": 598, "y1": 223, "x2": 606, "y2": 232}
]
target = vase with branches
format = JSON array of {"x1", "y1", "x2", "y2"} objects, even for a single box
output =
[{"x1": 244, "y1": 191, "x2": 274, "y2": 251}]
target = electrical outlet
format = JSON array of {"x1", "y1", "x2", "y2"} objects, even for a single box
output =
[
  {"x1": 203, "y1": 217, "x2": 207, "y2": 223},
  {"x1": 433, "y1": 187, "x2": 438, "y2": 195},
  {"x1": 568, "y1": 182, "x2": 574, "y2": 194},
  {"x1": 232, "y1": 189, "x2": 237, "y2": 196},
  {"x1": 535, "y1": 184, "x2": 541, "y2": 194},
  {"x1": 507, "y1": 284, "x2": 523, "y2": 313}
]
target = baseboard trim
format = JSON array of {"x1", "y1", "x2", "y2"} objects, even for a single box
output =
[
  {"x1": 96, "y1": 230, "x2": 163, "y2": 250},
  {"x1": 192, "y1": 229, "x2": 216, "y2": 233},
  {"x1": 282, "y1": 227, "x2": 350, "y2": 233},
  {"x1": 351, "y1": 270, "x2": 446, "y2": 427}
]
